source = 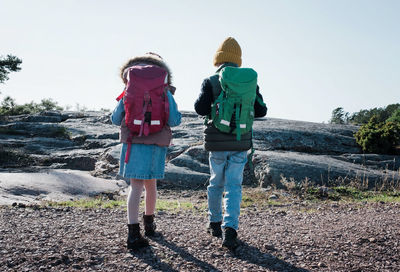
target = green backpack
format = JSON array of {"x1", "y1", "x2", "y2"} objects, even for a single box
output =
[{"x1": 211, "y1": 66, "x2": 258, "y2": 140}]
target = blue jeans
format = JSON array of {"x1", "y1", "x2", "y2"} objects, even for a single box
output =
[{"x1": 207, "y1": 151, "x2": 247, "y2": 230}]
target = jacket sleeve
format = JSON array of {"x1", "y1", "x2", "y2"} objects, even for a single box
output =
[
  {"x1": 194, "y1": 78, "x2": 213, "y2": 116},
  {"x1": 110, "y1": 99, "x2": 125, "y2": 125},
  {"x1": 254, "y1": 86, "x2": 267, "y2": 118},
  {"x1": 167, "y1": 90, "x2": 181, "y2": 127}
]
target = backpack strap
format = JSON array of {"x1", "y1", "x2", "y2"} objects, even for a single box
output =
[
  {"x1": 139, "y1": 92, "x2": 151, "y2": 137},
  {"x1": 235, "y1": 101, "x2": 241, "y2": 140},
  {"x1": 116, "y1": 88, "x2": 126, "y2": 101},
  {"x1": 164, "y1": 89, "x2": 169, "y2": 125},
  {"x1": 247, "y1": 129, "x2": 255, "y2": 171},
  {"x1": 125, "y1": 133, "x2": 133, "y2": 163}
]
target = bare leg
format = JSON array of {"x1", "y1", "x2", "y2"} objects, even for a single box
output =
[{"x1": 144, "y1": 179, "x2": 157, "y2": 215}]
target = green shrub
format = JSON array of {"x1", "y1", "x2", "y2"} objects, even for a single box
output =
[
  {"x1": 0, "y1": 96, "x2": 63, "y2": 116},
  {"x1": 354, "y1": 115, "x2": 400, "y2": 154}
]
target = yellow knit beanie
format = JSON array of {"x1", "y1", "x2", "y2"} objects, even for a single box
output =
[{"x1": 213, "y1": 37, "x2": 242, "y2": 67}]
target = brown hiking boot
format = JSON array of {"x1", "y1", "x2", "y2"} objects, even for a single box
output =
[
  {"x1": 207, "y1": 221, "x2": 222, "y2": 237},
  {"x1": 222, "y1": 227, "x2": 239, "y2": 250},
  {"x1": 127, "y1": 223, "x2": 149, "y2": 250},
  {"x1": 143, "y1": 214, "x2": 156, "y2": 236}
]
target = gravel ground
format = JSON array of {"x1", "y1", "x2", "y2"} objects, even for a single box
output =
[{"x1": 1, "y1": 198, "x2": 400, "y2": 271}]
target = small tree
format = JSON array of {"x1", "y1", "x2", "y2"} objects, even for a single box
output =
[
  {"x1": 38, "y1": 98, "x2": 63, "y2": 111},
  {"x1": 349, "y1": 104, "x2": 400, "y2": 125},
  {"x1": 387, "y1": 108, "x2": 400, "y2": 123},
  {"x1": 329, "y1": 107, "x2": 349, "y2": 124},
  {"x1": 0, "y1": 55, "x2": 22, "y2": 84},
  {"x1": 0, "y1": 96, "x2": 16, "y2": 111}
]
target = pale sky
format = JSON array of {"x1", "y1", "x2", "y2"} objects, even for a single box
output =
[{"x1": 1, "y1": 0, "x2": 399, "y2": 122}]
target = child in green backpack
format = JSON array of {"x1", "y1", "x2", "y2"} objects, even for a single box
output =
[{"x1": 194, "y1": 37, "x2": 267, "y2": 250}]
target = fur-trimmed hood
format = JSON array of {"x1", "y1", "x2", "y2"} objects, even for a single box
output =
[{"x1": 120, "y1": 55, "x2": 172, "y2": 85}]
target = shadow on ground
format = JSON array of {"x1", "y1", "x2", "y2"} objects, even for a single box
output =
[
  {"x1": 130, "y1": 233, "x2": 308, "y2": 272},
  {"x1": 234, "y1": 240, "x2": 309, "y2": 272}
]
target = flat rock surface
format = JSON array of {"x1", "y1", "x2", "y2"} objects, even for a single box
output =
[
  {"x1": 1, "y1": 200, "x2": 399, "y2": 271},
  {"x1": 0, "y1": 170, "x2": 127, "y2": 205}
]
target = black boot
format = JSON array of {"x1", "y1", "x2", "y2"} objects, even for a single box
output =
[
  {"x1": 127, "y1": 223, "x2": 149, "y2": 250},
  {"x1": 222, "y1": 227, "x2": 239, "y2": 250},
  {"x1": 143, "y1": 214, "x2": 156, "y2": 236},
  {"x1": 207, "y1": 221, "x2": 222, "y2": 237}
]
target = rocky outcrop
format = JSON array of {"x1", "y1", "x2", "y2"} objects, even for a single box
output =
[
  {"x1": 0, "y1": 169, "x2": 126, "y2": 205},
  {"x1": 251, "y1": 118, "x2": 399, "y2": 188},
  {"x1": 1, "y1": 111, "x2": 399, "y2": 192},
  {"x1": 253, "y1": 118, "x2": 360, "y2": 154}
]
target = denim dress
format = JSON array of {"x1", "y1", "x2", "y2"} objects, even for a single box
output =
[{"x1": 111, "y1": 90, "x2": 181, "y2": 179}]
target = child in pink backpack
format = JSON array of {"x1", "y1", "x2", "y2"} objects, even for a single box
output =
[{"x1": 111, "y1": 53, "x2": 181, "y2": 250}]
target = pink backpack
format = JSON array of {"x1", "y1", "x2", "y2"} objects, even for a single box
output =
[{"x1": 118, "y1": 65, "x2": 169, "y2": 163}]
